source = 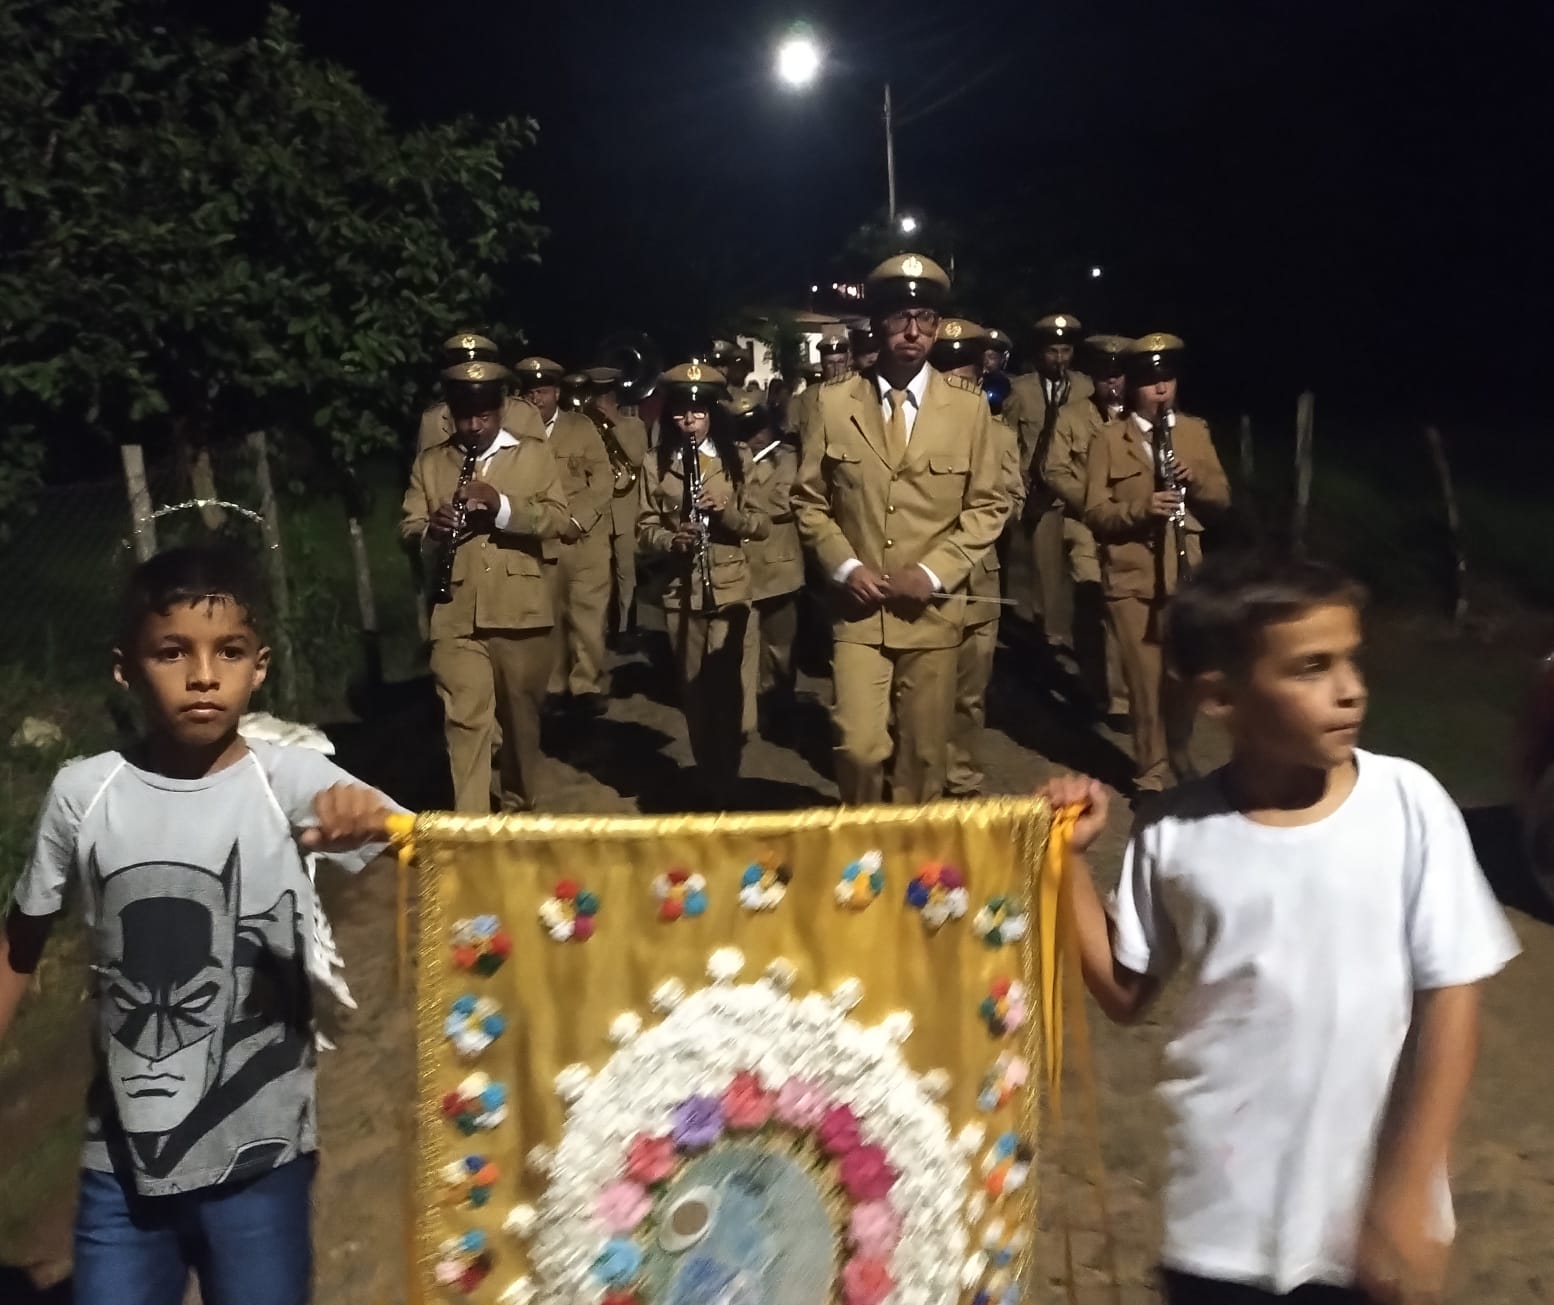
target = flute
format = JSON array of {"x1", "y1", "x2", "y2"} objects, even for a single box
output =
[{"x1": 432, "y1": 443, "x2": 480, "y2": 606}]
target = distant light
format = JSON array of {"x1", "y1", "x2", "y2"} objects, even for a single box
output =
[
  {"x1": 775, "y1": 34, "x2": 822, "y2": 88},
  {"x1": 899, "y1": 215, "x2": 920, "y2": 235},
  {"x1": 1090, "y1": 265, "x2": 1103, "y2": 279},
  {"x1": 810, "y1": 284, "x2": 818, "y2": 293}
]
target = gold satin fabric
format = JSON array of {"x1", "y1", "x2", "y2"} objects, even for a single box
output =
[{"x1": 398, "y1": 798, "x2": 1055, "y2": 1302}]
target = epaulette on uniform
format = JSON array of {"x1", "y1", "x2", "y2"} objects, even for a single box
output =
[
  {"x1": 822, "y1": 371, "x2": 854, "y2": 388},
  {"x1": 944, "y1": 375, "x2": 984, "y2": 395}
]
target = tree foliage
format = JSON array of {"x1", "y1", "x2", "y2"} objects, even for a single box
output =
[{"x1": 0, "y1": 0, "x2": 544, "y2": 480}]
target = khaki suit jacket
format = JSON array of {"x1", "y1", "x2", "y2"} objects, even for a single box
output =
[
  {"x1": 793, "y1": 369, "x2": 1011, "y2": 651},
  {"x1": 606, "y1": 412, "x2": 650, "y2": 537},
  {"x1": 548, "y1": 410, "x2": 613, "y2": 539},
  {"x1": 638, "y1": 443, "x2": 769, "y2": 613},
  {"x1": 1044, "y1": 400, "x2": 1111, "y2": 518},
  {"x1": 401, "y1": 435, "x2": 571, "y2": 638},
  {"x1": 967, "y1": 415, "x2": 1025, "y2": 620},
  {"x1": 1082, "y1": 412, "x2": 1231, "y2": 599},
  {"x1": 1003, "y1": 370, "x2": 1094, "y2": 495},
  {"x1": 415, "y1": 395, "x2": 546, "y2": 455},
  {"x1": 744, "y1": 443, "x2": 804, "y2": 602}
]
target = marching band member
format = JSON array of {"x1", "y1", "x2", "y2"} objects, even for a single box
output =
[
  {"x1": 637, "y1": 363, "x2": 768, "y2": 806},
  {"x1": 929, "y1": 319, "x2": 1025, "y2": 797},
  {"x1": 416, "y1": 332, "x2": 544, "y2": 455},
  {"x1": 729, "y1": 392, "x2": 804, "y2": 740},
  {"x1": 793, "y1": 254, "x2": 1010, "y2": 805},
  {"x1": 1084, "y1": 334, "x2": 1230, "y2": 792},
  {"x1": 583, "y1": 367, "x2": 651, "y2": 650},
  {"x1": 401, "y1": 361, "x2": 569, "y2": 811},
  {"x1": 1004, "y1": 313, "x2": 1092, "y2": 650},
  {"x1": 514, "y1": 356, "x2": 614, "y2": 718}
]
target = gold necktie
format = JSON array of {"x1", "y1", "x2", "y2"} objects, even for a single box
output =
[{"x1": 885, "y1": 387, "x2": 909, "y2": 464}]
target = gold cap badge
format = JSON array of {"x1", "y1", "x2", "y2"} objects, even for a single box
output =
[
  {"x1": 901, "y1": 255, "x2": 924, "y2": 277},
  {"x1": 686, "y1": 364, "x2": 704, "y2": 381}
]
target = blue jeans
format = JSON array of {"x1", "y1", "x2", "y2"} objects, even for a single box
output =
[{"x1": 73, "y1": 1154, "x2": 316, "y2": 1305}]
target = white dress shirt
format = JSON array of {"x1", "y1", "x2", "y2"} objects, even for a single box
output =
[{"x1": 834, "y1": 364, "x2": 941, "y2": 591}]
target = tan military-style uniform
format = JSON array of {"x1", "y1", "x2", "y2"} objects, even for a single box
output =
[
  {"x1": 1002, "y1": 369, "x2": 1093, "y2": 641},
  {"x1": 544, "y1": 409, "x2": 613, "y2": 698},
  {"x1": 402, "y1": 434, "x2": 570, "y2": 812},
  {"x1": 416, "y1": 394, "x2": 546, "y2": 454},
  {"x1": 794, "y1": 368, "x2": 1011, "y2": 805},
  {"x1": 739, "y1": 441, "x2": 804, "y2": 733},
  {"x1": 1045, "y1": 398, "x2": 1126, "y2": 715},
  {"x1": 605, "y1": 411, "x2": 650, "y2": 632},
  {"x1": 638, "y1": 441, "x2": 769, "y2": 791},
  {"x1": 946, "y1": 408, "x2": 1024, "y2": 796},
  {"x1": 1084, "y1": 411, "x2": 1231, "y2": 790}
]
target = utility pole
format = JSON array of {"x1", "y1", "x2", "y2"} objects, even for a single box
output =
[{"x1": 883, "y1": 82, "x2": 897, "y2": 224}]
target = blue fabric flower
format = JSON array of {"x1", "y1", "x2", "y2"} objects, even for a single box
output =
[
  {"x1": 591, "y1": 1236, "x2": 643, "y2": 1286},
  {"x1": 472, "y1": 913, "x2": 499, "y2": 936},
  {"x1": 463, "y1": 1154, "x2": 485, "y2": 1173},
  {"x1": 868, "y1": 868, "x2": 885, "y2": 894},
  {"x1": 841, "y1": 861, "x2": 861, "y2": 882},
  {"x1": 905, "y1": 879, "x2": 930, "y2": 908},
  {"x1": 480, "y1": 1013, "x2": 506, "y2": 1038},
  {"x1": 451, "y1": 994, "x2": 476, "y2": 1017},
  {"x1": 741, "y1": 864, "x2": 763, "y2": 887},
  {"x1": 994, "y1": 1131, "x2": 1018, "y2": 1160},
  {"x1": 684, "y1": 890, "x2": 709, "y2": 917},
  {"x1": 460, "y1": 1228, "x2": 486, "y2": 1254},
  {"x1": 479, "y1": 1083, "x2": 506, "y2": 1111},
  {"x1": 443, "y1": 1014, "x2": 465, "y2": 1037}
]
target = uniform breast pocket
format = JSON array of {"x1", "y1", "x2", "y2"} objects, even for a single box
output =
[
  {"x1": 925, "y1": 454, "x2": 969, "y2": 505},
  {"x1": 1106, "y1": 466, "x2": 1148, "y2": 497},
  {"x1": 504, "y1": 549, "x2": 543, "y2": 578},
  {"x1": 823, "y1": 444, "x2": 863, "y2": 489}
]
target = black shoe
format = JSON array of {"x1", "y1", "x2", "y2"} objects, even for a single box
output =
[
  {"x1": 574, "y1": 693, "x2": 607, "y2": 718},
  {"x1": 610, "y1": 630, "x2": 642, "y2": 655},
  {"x1": 542, "y1": 693, "x2": 570, "y2": 718}
]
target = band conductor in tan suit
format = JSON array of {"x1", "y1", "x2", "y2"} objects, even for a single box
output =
[
  {"x1": 402, "y1": 361, "x2": 570, "y2": 812},
  {"x1": 794, "y1": 254, "x2": 1012, "y2": 805}
]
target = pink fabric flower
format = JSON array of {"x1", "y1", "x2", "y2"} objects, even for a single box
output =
[
  {"x1": 818, "y1": 1103, "x2": 862, "y2": 1157},
  {"x1": 847, "y1": 1201, "x2": 902, "y2": 1259},
  {"x1": 839, "y1": 1144, "x2": 897, "y2": 1202},
  {"x1": 595, "y1": 1180, "x2": 652, "y2": 1233},
  {"x1": 624, "y1": 1133, "x2": 676, "y2": 1185},
  {"x1": 775, "y1": 1077, "x2": 827, "y2": 1130},
  {"x1": 842, "y1": 1256, "x2": 893, "y2": 1305},
  {"x1": 721, "y1": 1071, "x2": 774, "y2": 1130}
]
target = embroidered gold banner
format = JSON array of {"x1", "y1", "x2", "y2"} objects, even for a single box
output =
[{"x1": 403, "y1": 799, "x2": 1054, "y2": 1305}]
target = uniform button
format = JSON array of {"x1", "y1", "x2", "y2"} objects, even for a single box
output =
[
  {"x1": 884, "y1": 539, "x2": 894, "y2": 549},
  {"x1": 887, "y1": 503, "x2": 896, "y2": 513}
]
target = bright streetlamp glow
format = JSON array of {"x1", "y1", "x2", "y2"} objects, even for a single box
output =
[
  {"x1": 1090, "y1": 265, "x2": 1103, "y2": 279},
  {"x1": 899, "y1": 215, "x2": 919, "y2": 234},
  {"x1": 775, "y1": 35, "x2": 822, "y2": 88}
]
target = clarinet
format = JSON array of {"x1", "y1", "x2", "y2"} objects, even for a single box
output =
[
  {"x1": 432, "y1": 443, "x2": 480, "y2": 605},
  {"x1": 680, "y1": 437, "x2": 717, "y2": 607},
  {"x1": 1153, "y1": 407, "x2": 1191, "y2": 582}
]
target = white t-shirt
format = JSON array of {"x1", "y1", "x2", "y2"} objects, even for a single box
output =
[{"x1": 1110, "y1": 750, "x2": 1519, "y2": 1292}]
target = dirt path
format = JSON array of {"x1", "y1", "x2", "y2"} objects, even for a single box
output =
[{"x1": 5, "y1": 622, "x2": 1553, "y2": 1304}]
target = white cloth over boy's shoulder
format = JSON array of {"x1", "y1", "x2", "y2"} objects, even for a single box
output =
[{"x1": 1109, "y1": 749, "x2": 1519, "y2": 1293}]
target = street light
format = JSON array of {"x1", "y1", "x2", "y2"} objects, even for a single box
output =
[
  {"x1": 775, "y1": 33, "x2": 822, "y2": 88},
  {"x1": 899, "y1": 215, "x2": 919, "y2": 235},
  {"x1": 773, "y1": 30, "x2": 899, "y2": 223},
  {"x1": 1090, "y1": 265, "x2": 1103, "y2": 279}
]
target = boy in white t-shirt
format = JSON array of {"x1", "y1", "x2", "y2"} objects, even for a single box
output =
[{"x1": 1041, "y1": 553, "x2": 1519, "y2": 1305}]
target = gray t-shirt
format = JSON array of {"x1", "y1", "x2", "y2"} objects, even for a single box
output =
[{"x1": 12, "y1": 741, "x2": 393, "y2": 1196}]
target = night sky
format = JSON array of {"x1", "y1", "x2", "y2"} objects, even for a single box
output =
[{"x1": 229, "y1": 0, "x2": 1541, "y2": 425}]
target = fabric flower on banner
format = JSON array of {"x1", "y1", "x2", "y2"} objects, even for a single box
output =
[
  {"x1": 444, "y1": 994, "x2": 506, "y2": 1060},
  {"x1": 739, "y1": 852, "x2": 793, "y2": 911},
  {"x1": 503, "y1": 1204, "x2": 537, "y2": 1240},
  {"x1": 591, "y1": 1237, "x2": 644, "y2": 1288},
  {"x1": 442, "y1": 1154, "x2": 500, "y2": 1208},
  {"x1": 839, "y1": 1144, "x2": 898, "y2": 1201},
  {"x1": 653, "y1": 868, "x2": 709, "y2": 921},
  {"x1": 539, "y1": 879, "x2": 600, "y2": 943},
  {"x1": 441, "y1": 1073, "x2": 508, "y2": 1134},
  {"x1": 818, "y1": 1102, "x2": 863, "y2": 1156},
  {"x1": 497, "y1": 1277, "x2": 537, "y2": 1305},
  {"x1": 971, "y1": 896, "x2": 1029, "y2": 949},
  {"x1": 721, "y1": 1070, "x2": 775, "y2": 1130},
  {"x1": 450, "y1": 914, "x2": 511, "y2": 975},
  {"x1": 595, "y1": 1180, "x2": 652, "y2": 1233},
  {"x1": 600, "y1": 1292, "x2": 644, "y2": 1305},
  {"x1": 670, "y1": 1094, "x2": 725, "y2": 1151},
  {"x1": 434, "y1": 1229, "x2": 493, "y2": 1294},
  {"x1": 775, "y1": 1076, "x2": 828, "y2": 1130},
  {"x1": 981, "y1": 1217, "x2": 1029, "y2": 1269},
  {"x1": 904, "y1": 862, "x2": 969, "y2": 930},
  {"x1": 977, "y1": 1052, "x2": 1030, "y2": 1113},
  {"x1": 848, "y1": 1200, "x2": 903, "y2": 1260},
  {"x1": 979, "y1": 977, "x2": 1028, "y2": 1035},
  {"x1": 624, "y1": 1133, "x2": 677, "y2": 1185},
  {"x1": 835, "y1": 850, "x2": 885, "y2": 910},
  {"x1": 841, "y1": 1255, "x2": 894, "y2": 1305},
  {"x1": 982, "y1": 1131, "x2": 1034, "y2": 1198}
]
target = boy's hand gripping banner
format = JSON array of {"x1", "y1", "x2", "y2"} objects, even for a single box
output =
[{"x1": 402, "y1": 799, "x2": 1057, "y2": 1305}]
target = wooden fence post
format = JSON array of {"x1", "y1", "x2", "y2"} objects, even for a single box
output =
[
  {"x1": 1292, "y1": 390, "x2": 1315, "y2": 552},
  {"x1": 247, "y1": 430, "x2": 300, "y2": 715},
  {"x1": 119, "y1": 444, "x2": 158, "y2": 561},
  {"x1": 347, "y1": 517, "x2": 383, "y2": 688},
  {"x1": 1423, "y1": 425, "x2": 1469, "y2": 626}
]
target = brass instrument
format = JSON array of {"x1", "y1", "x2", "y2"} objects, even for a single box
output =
[
  {"x1": 679, "y1": 436, "x2": 716, "y2": 607},
  {"x1": 583, "y1": 400, "x2": 639, "y2": 497},
  {"x1": 596, "y1": 332, "x2": 663, "y2": 406},
  {"x1": 1153, "y1": 407, "x2": 1191, "y2": 581},
  {"x1": 433, "y1": 442, "x2": 480, "y2": 605}
]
